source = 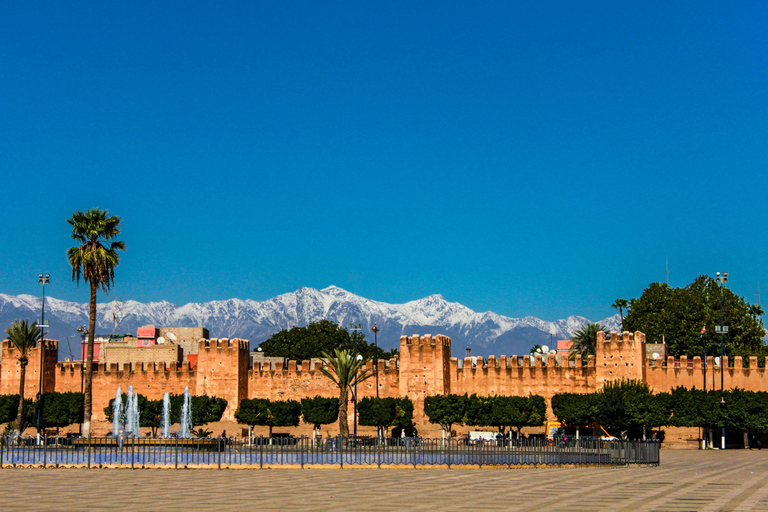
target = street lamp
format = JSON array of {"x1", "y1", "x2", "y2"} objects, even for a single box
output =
[
  {"x1": 371, "y1": 324, "x2": 380, "y2": 399},
  {"x1": 349, "y1": 323, "x2": 362, "y2": 440},
  {"x1": 716, "y1": 272, "x2": 728, "y2": 450},
  {"x1": 77, "y1": 325, "x2": 88, "y2": 435},
  {"x1": 37, "y1": 274, "x2": 49, "y2": 439}
]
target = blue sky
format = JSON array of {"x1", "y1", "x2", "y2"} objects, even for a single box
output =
[{"x1": 2, "y1": 2, "x2": 767, "y2": 321}]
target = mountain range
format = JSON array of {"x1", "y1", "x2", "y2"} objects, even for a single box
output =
[{"x1": 0, "y1": 286, "x2": 620, "y2": 361}]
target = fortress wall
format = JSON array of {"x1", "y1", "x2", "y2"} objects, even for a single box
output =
[
  {"x1": 451, "y1": 354, "x2": 596, "y2": 418},
  {"x1": 0, "y1": 339, "x2": 58, "y2": 398},
  {"x1": 56, "y1": 361, "x2": 196, "y2": 422},
  {"x1": 646, "y1": 355, "x2": 768, "y2": 392},
  {"x1": 11, "y1": 330, "x2": 768, "y2": 435},
  {"x1": 248, "y1": 358, "x2": 400, "y2": 430},
  {"x1": 195, "y1": 338, "x2": 250, "y2": 421},
  {"x1": 398, "y1": 334, "x2": 451, "y2": 413},
  {"x1": 595, "y1": 331, "x2": 646, "y2": 388}
]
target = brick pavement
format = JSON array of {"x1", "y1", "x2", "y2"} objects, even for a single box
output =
[{"x1": 0, "y1": 450, "x2": 767, "y2": 511}]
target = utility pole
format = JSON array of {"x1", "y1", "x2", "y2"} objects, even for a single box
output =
[
  {"x1": 716, "y1": 272, "x2": 728, "y2": 450},
  {"x1": 37, "y1": 274, "x2": 49, "y2": 441}
]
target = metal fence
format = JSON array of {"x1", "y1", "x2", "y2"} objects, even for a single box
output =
[{"x1": 0, "y1": 435, "x2": 659, "y2": 469}]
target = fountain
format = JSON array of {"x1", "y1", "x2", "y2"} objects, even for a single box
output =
[
  {"x1": 82, "y1": 386, "x2": 215, "y2": 449},
  {"x1": 125, "y1": 386, "x2": 140, "y2": 437},
  {"x1": 112, "y1": 385, "x2": 123, "y2": 436},
  {"x1": 161, "y1": 393, "x2": 171, "y2": 438},
  {"x1": 179, "y1": 387, "x2": 192, "y2": 438}
]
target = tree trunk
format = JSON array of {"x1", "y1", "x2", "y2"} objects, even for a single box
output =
[
  {"x1": 15, "y1": 361, "x2": 27, "y2": 433},
  {"x1": 82, "y1": 281, "x2": 97, "y2": 437},
  {"x1": 338, "y1": 388, "x2": 349, "y2": 437}
]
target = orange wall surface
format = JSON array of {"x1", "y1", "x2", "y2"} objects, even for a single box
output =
[{"x1": 5, "y1": 330, "x2": 768, "y2": 432}]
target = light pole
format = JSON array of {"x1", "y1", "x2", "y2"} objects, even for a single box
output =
[
  {"x1": 349, "y1": 323, "x2": 362, "y2": 440},
  {"x1": 371, "y1": 324, "x2": 379, "y2": 399},
  {"x1": 37, "y1": 274, "x2": 49, "y2": 439},
  {"x1": 701, "y1": 326, "x2": 706, "y2": 449},
  {"x1": 716, "y1": 272, "x2": 728, "y2": 450},
  {"x1": 77, "y1": 325, "x2": 88, "y2": 435},
  {"x1": 371, "y1": 323, "x2": 381, "y2": 440}
]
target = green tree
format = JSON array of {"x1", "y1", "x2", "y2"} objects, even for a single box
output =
[
  {"x1": 104, "y1": 392, "x2": 152, "y2": 430},
  {"x1": 41, "y1": 392, "x2": 84, "y2": 434},
  {"x1": 424, "y1": 394, "x2": 469, "y2": 438},
  {"x1": 300, "y1": 396, "x2": 339, "y2": 438},
  {"x1": 0, "y1": 395, "x2": 34, "y2": 431},
  {"x1": 570, "y1": 323, "x2": 606, "y2": 360},
  {"x1": 0, "y1": 395, "x2": 21, "y2": 425},
  {"x1": 5, "y1": 320, "x2": 42, "y2": 433},
  {"x1": 318, "y1": 349, "x2": 374, "y2": 437},
  {"x1": 234, "y1": 398, "x2": 300, "y2": 437},
  {"x1": 595, "y1": 380, "x2": 670, "y2": 438},
  {"x1": 551, "y1": 392, "x2": 599, "y2": 432},
  {"x1": 612, "y1": 298, "x2": 629, "y2": 330},
  {"x1": 165, "y1": 394, "x2": 227, "y2": 427},
  {"x1": 358, "y1": 397, "x2": 414, "y2": 438},
  {"x1": 66, "y1": 208, "x2": 125, "y2": 436},
  {"x1": 624, "y1": 276, "x2": 765, "y2": 357},
  {"x1": 257, "y1": 320, "x2": 393, "y2": 362}
]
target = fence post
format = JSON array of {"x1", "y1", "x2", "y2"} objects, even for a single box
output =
[
  {"x1": 300, "y1": 437, "x2": 304, "y2": 469},
  {"x1": 339, "y1": 435, "x2": 344, "y2": 469},
  {"x1": 87, "y1": 434, "x2": 92, "y2": 469},
  {"x1": 43, "y1": 435, "x2": 47, "y2": 469},
  {"x1": 260, "y1": 436, "x2": 263, "y2": 469},
  {"x1": 218, "y1": 438, "x2": 222, "y2": 470}
]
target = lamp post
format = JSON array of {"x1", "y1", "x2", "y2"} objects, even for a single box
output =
[
  {"x1": 716, "y1": 272, "x2": 728, "y2": 450},
  {"x1": 371, "y1": 324, "x2": 379, "y2": 399},
  {"x1": 37, "y1": 274, "x2": 49, "y2": 439},
  {"x1": 77, "y1": 325, "x2": 88, "y2": 435},
  {"x1": 349, "y1": 323, "x2": 362, "y2": 440}
]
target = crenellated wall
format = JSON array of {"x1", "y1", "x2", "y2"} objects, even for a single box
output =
[
  {"x1": 0, "y1": 339, "x2": 57, "y2": 398},
  {"x1": 6, "y1": 330, "x2": 768, "y2": 433},
  {"x1": 646, "y1": 355, "x2": 768, "y2": 393},
  {"x1": 55, "y1": 360, "x2": 197, "y2": 422}
]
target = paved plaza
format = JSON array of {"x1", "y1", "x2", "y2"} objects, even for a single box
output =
[{"x1": 0, "y1": 450, "x2": 767, "y2": 511}]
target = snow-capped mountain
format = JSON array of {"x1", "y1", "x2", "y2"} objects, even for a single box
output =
[{"x1": 0, "y1": 286, "x2": 620, "y2": 361}]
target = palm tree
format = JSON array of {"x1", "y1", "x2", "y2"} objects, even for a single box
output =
[
  {"x1": 319, "y1": 349, "x2": 374, "y2": 437},
  {"x1": 749, "y1": 304, "x2": 764, "y2": 321},
  {"x1": 570, "y1": 323, "x2": 606, "y2": 360},
  {"x1": 4, "y1": 320, "x2": 42, "y2": 433},
  {"x1": 612, "y1": 298, "x2": 629, "y2": 330},
  {"x1": 66, "y1": 208, "x2": 125, "y2": 436}
]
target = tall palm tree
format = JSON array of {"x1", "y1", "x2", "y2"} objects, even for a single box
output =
[
  {"x1": 319, "y1": 349, "x2": 374, "y2": 437},
  {"x1": 612, "y1": 298, "x2": 629, "y2": 330},
  {"x1": 66, "y1": 208, "x2": 125, "y2": 436},
  {"x1": 570, "y1": 323, "x2": 606, "y2": 360},
  {"x1": 749, "y1": 304, "x2": 764, "y2": 321},
  {"x1": 4, "y1": 320, "x2": 42, "y2": 433}
]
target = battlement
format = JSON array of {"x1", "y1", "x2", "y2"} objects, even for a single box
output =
[
  {"x1": 199, "y1": 338, "x2": 249, "y2": 350},
  {"x1": 250, "y1": 357, "x2": 398, "y2": 373},
  {"x1": 1, "y1": 338, "x2": 58, "y2": 353},
  {"x1": 56, "y1": 360, "x2": 196, "y2": 374},
  {"x1": 599, "y1": 330, "x2": 646, "y2": 343},
  {"x1": 402, "y1": 334, "x2": 451, "y2": 347},
  {"x1": 457, "y1": 354, "x2": 595, "y2": 369}
]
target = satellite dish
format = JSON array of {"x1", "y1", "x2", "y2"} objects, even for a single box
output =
[
  {"x1": 157, "y1": 336, "x2": 165, "y2": 345},
  {"x1": 715, "y1": 357, "x2": 721, "y2": 366},
  {"x1": 652, "y1": 352, "x2": 660, "y2": 360},
  {"x1": 166, "y1": 332, "x2": 177, "y2": 342},
  {"x1": 541, "y1": 345, "x2": 550, "y2": 354}
]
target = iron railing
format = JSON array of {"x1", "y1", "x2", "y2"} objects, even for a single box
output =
[{"x1": 0, "y1": 435, "x2": 659, "y2": 469}]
